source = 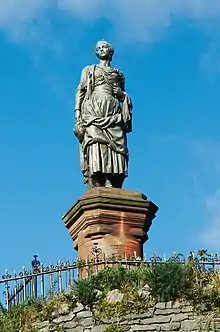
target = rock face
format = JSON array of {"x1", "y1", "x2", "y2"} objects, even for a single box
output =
[
  {"x1": 106, "y1": 289, "x2": 124, "y2": 304},
  {"x1": 33, "y1": 301, "x2": 219, "y2": 331},
  {"x1": 138, "y1": 283, "x2": 151, "y2": 299}
]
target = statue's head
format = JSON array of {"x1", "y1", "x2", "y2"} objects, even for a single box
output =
[{"x1": 95, "y1": 40, "x2": 114, "y2": 61}]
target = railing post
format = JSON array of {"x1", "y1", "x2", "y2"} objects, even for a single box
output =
[
  {"x1": 31, "y1": 255, "x2": 40, "y2": 299},
  {"x1": 5, "y1": 282, "x2": 10, "y2": 311}
]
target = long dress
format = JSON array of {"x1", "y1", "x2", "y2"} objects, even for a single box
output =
[{"x1": 74, "y1": 64, "x2": 132, "y2": 186}]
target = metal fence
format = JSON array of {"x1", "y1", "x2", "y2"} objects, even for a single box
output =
[
  {"x1": 0, "y1": 256, "x2": 80, "y2": 311},
  {"x1": 1, "y1": 249, "x2": 220, "y2": 311}
]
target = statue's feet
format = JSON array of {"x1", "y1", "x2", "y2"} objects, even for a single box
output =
[
  {"x1": 89, "y1": 174, "x2": 106, "y2": 188},
  {"x1": 105, "y1": 179, "x2": 113, "y2": 188}
]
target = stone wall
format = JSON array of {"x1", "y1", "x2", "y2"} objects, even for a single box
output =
[{"x1": 34, "y1": 301, "x2": 220, "y2": 332}]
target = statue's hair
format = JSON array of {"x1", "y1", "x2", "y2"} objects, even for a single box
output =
[{"x1": 95, "y1": 39, "x2": 114, "y2": 60}]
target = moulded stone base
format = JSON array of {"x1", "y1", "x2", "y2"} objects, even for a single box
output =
[{"x1": 62, "y1": 188, "x2": 158, "y2": 262}]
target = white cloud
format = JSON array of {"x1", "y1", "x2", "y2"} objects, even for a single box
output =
[
  {"x1": 0, "y1": 0, "x2": 45, "y2": 25},
  {"x1": 1, "y1": 0, "x2": 220, "y2": 42},
  {"x1": 58, "y1": 0, "x2": 220, "y2": 41},
  {"x1": 188, "y1": 139, "x2": 220, "y2": 250},
  {"x1": 200, "y1": 189, "x2": 220, "y2": 249},
  {"x1": 0, "y1": 0, "x2": 51, "y2": 42}
]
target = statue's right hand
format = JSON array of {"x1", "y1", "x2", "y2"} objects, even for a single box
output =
[
  {"x1": 74, "y1": 121, "x2": 85, "y2": 143},
  {"x1": 75, "y1": 109, "x2": 80, "y2": 121}
]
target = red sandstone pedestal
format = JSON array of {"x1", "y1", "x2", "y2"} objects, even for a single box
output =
[{"x1": 62, "y1": 188, "x2": 158, "y2": 261}]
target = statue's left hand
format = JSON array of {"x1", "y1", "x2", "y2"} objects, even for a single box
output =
[{"x1": 113, "y1": 84, "x2": 124, "y2": 100}]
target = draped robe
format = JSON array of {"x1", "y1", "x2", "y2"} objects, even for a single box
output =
[{"x1": 74, "y1": 65, "x2": 132, "y2": 185}]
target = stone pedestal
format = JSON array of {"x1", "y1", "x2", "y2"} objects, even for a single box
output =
[{"x1": 62, "y1": 188, "x2": 158, "y2": 261}]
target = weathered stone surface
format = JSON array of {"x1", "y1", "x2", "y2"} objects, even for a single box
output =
[
  {"x1": 163, "y1": 301, "x2": 173, "y2": 309},
  {"x1": 39, "y1": 325, "x2": 57, "y2": 332},
  {"x1": 77, "y1": 310, "x2": 93, "y2": 319},
  {"x1": 171, "y1": 313, "x2": 189, "y2": 322},
  {"x1": 155, "y1": 301, "x2": 181, "y2": 310},
  {"x1": 121, "y1": 320, "x2": 129, "y2": 325},
  {"x1": 124, "y1": 309, "x2": 154, "y2": 320},
  {"x1": 130, "y1": 324, "x2": 158, "y2": 331},
  {"x1": 80, "y1": 317, "x2": 95, "y2": 327},
  {"x1": 63, "y1": 320, "x2": 78, "y2": 329},
  {"x1": 73, "y1": 303, "x2": 84, "y2": 313},
  {"x1": 172, "y1": 301, "x2": 182, "y2": 309},
  {"x1": 32, "y1": 301, "x2": 220, "y2": 332},
  {"x1": 106, "y1": 289, "x2": 124, "y2": 304},
  {"x1": 160, "y1": 322, "x2": 180, "y2": 330},
  {"x1": 142, "y1": 316, "x2": 171, "y2": 324},
  {"x1": 181, "y1": 320, "x2": 197, "y2": 330},
  {"x1": 51, "y1": 310, "x2": 59, "y2": 319},
  {"x1": 155, "y1": 302, "x2": 167, "y2": 309},
  {"x1": 181, "y1": 305, "x2": 194, "y2": 313},
  {"x1": 126, "y1": 319, "x2": 141, "y2": 325},
  {"x1": 33, "y1": 321, "x2": 50, "y2": 329},
  {"x1": 65, "y1": 327, "x2": 84, "y2": 332},
  {"x1": 100, "y1": 317, "x2": 121, "y2": 324},
  {"x1": 91, "y1": 325, "x2": 108, "y2": 332},
  {"x1": 39, "y1": 328, "x2": 50, "y2": 332},
  {"x1": 53, "y1": 312, "x2": 75, "y2": 324},
  {"x1": 138, "y1": 284, "x2": 151, "y2": 299},
  {"x1": 155, "y1": 308, "x2": 181, "y2": 315}
]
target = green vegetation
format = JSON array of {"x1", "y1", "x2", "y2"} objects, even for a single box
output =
[
  {"x1": 103, "y1": 324, "x2": 125, "y2": 332},
  {"x1": 72, "y1": 254, "x2": 220, "y2": 318},
  {"x1": 1, "y1": 251, "x2": 220, "y2": 330},
  {"x1": 72, "y1": 278, "x2": 99, "y2": 309},
  {"x1": 0, "y1": 293, "x2": 76, "y2": 332},
  {"x1": 145, "y1": 259, "x2": 190, "y2": 302}
]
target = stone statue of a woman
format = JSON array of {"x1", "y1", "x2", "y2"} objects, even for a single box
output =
[{"x1": 74, "y1": 40, "x2": 132, "y2": 188}]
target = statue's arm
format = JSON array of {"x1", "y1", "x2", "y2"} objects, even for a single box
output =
[
  {"x1": 74, "y1": 67, "x2": 88, "y2": 121},
  {"x1": 118, "y1": 72, "x2": 132, "y2": 133},
  {"x1": 118, "y1": 72, "x2": 127, "y2": 101},
  {"x1": 119, "y1": 72, "x2": 125, "y2": 92}
]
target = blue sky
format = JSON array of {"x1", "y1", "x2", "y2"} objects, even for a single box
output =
[{"x1": 1, "y1": 0, "x2": 220, "y2": 277}]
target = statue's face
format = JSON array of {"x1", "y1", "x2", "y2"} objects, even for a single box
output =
[{"x1": 96, "y1": 42, "x2": 112, "y2": 60}]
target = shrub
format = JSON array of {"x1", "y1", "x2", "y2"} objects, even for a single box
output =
[
  {"x1": 72, "y1": 278, "x2": 99, "y2": 309},
  {"x1": 90, "y1": 265, "x2": 131, "y2": 291},
  {"x1": 144, "y1": 260, "x2": 189, "y2": 302},
  {"x1": 89, "y1": 264, "x2": 150, "y2": 292},
  {"x1": 185, "y1": 266, "x2": 220, "y2": 312}
]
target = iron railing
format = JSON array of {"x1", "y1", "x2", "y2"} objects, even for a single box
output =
[
  {"x1": 1, "y1": 249, "x2": 220, "y2": 310},
  {"x1": 0, "y1": 257, "x2": 81, "y2": 311}
]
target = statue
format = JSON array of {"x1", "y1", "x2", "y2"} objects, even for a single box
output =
[{"x1": 74, "y1": 40, "x2": 132, "y2": 188}]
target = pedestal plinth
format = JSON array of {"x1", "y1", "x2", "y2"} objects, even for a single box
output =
[{"x1": 62, "y1": 188, "x2": 158, "y2": 261}]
